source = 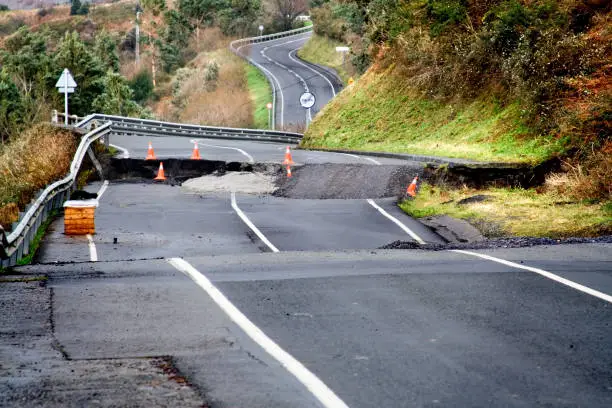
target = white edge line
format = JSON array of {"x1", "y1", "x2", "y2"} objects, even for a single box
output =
[
  {"x1": 96, "y1": 180, "x2": 109, "y2": 200},
  {"x1": 367, "y1": 199, "x2": 426, "y2": 245},
  {"x1": 86, "y1": 234, "x2": 98, "y2": 262},
  {"x1": 237, "y1": 43, "x2": 284, "y2": 129},
  {"x1": 231, "y1": 192, "x2": 280, "y2": 253},
  {"x1": 109, "y1": 143, "x2": 130, "y2": 159},
  {"x1": 288, "y1": 49, "x2": 337, "y2": 97},
  {"x1": 340, "y1": 153, "x2": 381, "y2": 166},
  {"x1": 363, "y1": 157, "x2": 382, "y2": 165},
  {"x1": 451, "y1": 249, "x2": 612, "y2": 304},
  {"x1": 192, "y1": 139, "x2": 255, "y2": 164},
  {"x1": 167, "y1": 257, "x2": 349, "y2": 408}
]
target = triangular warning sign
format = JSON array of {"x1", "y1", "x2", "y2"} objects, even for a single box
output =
[{"x1": 55, "y1": 69, "x2": 77, "y2": 89}]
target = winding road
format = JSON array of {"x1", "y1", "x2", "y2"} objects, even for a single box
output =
[{"x1": 2, "y1": 31, "x2": 611, "y2": 408}]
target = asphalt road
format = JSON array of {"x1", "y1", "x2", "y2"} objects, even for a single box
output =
[
  {"x1": 236, "y1": 32, "x2": 341, "y2": 130},
  {"x1": 107, "y1": 133, "x2": 409, "y2": 165}
]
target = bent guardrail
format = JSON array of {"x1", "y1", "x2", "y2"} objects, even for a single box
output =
[
  {"x1": 0, "y1": 123, "x2": 112, "y2": 268},
  {"x1": 75, "y1": 114, "x2": 304, "y2": 144},
  {"x1": 230, "y1": 25, "x2": 314, "y2": 130}
]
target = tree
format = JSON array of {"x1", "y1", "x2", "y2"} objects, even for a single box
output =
[
  {"x1": 94, "y1": 30, "x2": 120, "y2": 72},
  {"x1": 92, "y1": 72, "x2": 143, "y2": 116},
  {"x1": 54, "y1": 31, "x2": 106, "y2": 116},
  {"x1": 129, "y1": 70, "x2": 154, "y2": 103},
  {"x1": 70, "y1": 0, "x2": 81, "y2": 15},
  {"x1": 270, "y1": 0, "x2": 307, "y2": 31},
  {"x1": 217, "y1": 0, "x2": 261, "y2": 36},
  {"x1": 178, "y1": 0, "x2": 227, "y2": 43},
  {"x1": 0, "y1": 70, "x2": 23, "y2": 143}
]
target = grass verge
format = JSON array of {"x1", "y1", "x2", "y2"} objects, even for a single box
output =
[
  {"x1": 297, "y1": 34, "x2": 350, "y2": 84},
  {"x1": 303, "y1": 65, "x2": 568, "y2": 163},
  {"x1": 400, "y1": 184, "x2": 611, "y2": 238},
  {"x1": 15, "y1": 209, "x2": 60, "y2": 266},
  {"x1": 246, "y1": 64, "x2": 273, "y2": 129}
]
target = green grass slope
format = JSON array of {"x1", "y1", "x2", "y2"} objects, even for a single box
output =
[{"x1": 303, "y1": 65, "x2": 567, "y2": 163}]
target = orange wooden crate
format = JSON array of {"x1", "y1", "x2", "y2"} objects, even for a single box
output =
[{"x1": 63, "y1": 200, "x2": 98, "y2": 235}]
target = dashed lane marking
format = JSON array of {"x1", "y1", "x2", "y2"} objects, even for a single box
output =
[
  {"x1": 167, "y1": 257, "x2": 349, "y2": 408},
  {"x1": 86, "y1": 234, "x2": 98, "y2": 262}
]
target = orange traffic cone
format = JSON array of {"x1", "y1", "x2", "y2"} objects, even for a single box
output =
[
  {"x1": 154, "y1": 162, "x2": 166, "y2": 181},
  {"x1": 283, "y1": 146, "x2": 294, "y2": 165},
  {"x1": 406, "y1": 175, "x2": 418, "y2": 198},
  {"x1": 145, "y1": 142, "x2": 156, "y2": 160},
  {"x1": 286, "y1": 166, "x2": 292, "y2": 178},
  {"x1": 191, "y1": 142, "x2": 201, "y2": 160}
]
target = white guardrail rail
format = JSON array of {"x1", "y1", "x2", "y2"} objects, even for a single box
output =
[
  {"x1": 0, "y1": 123, "x2": 112, "y2": 268},
  {"x1": 2, "y1": 27, "x2": 312, "y2": 267},
  {"x1": 230, "y1": 25, "x2": 314, "y2": 130},
  {"x1": 76, "y1": 114, "x2": 304, "y2": 144}
]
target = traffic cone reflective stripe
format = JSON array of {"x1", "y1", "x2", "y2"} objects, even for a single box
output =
[
  {"x1": 146, "y1": 142, "x2": 156, "y2": 160},
  {"x1": 154, "y1": 162, "x2": 166, "y2": 181},
  {"x1": 406, "y1": 175, "x2": 418, "y2": 197},
  {"x1": 283, "y1": 146, "x2": 294, "y2": 165},
  {"x1": 191, "y1": 142, "x2": 201, "y2": 160},
  {"x1": 286, "y1": 166, "x2": 292, "y2": 178}
]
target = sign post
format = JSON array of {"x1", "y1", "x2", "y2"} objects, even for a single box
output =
[
  {"x1": 266, "y1": 102, "x2": 273, "y2": 129},
  {"x1": 299, "y1": 92, "x2": 316, "y2": 127},
  {"x1": 55, "y1": 68, "x2": 77, "y2": 125},
  {"x1": 259, "y1": 25, "x2": 264, "y2": 37}
]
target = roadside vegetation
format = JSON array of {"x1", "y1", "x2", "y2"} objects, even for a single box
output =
[
  {"x1": 0, "y1": 124, "x2": 77, "y2": 228},
  {"x1": 246, "y1": 64, "x2": 273, "y2": 129},
  {"x1": 297, "y1": 33, "x2": 351, "y2": 84},
  {"x1": 304, "y1": 0, "x2": 611, "y2": 237}
]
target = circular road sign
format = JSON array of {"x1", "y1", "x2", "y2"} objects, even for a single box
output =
[{"x1": 299, "y1": 92, "x2": 316, "y2": 109}]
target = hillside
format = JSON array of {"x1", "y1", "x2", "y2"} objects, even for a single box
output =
[{"x1": 302, "y1": 0, "x2": 611, "y2": 236}]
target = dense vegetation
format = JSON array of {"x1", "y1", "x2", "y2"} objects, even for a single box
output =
[{"x1": 306, "y1": 0, "x2": 610, "y2": 202}]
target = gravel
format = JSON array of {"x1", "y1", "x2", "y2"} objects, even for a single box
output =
[
  {"x1": 181, "y1": 172, "x2": 277, "y2": 195},
  {"x1": 381, "y1": 235, "x2": 612, "y2": 251}
]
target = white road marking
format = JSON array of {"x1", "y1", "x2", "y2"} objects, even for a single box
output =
[
  {"x1": 109, "y1": 143, "x2": 130, "y2": 159},
  {"x1": 340, "y1": 153, "x2": 381, "y2": 165},
  {"x1": 191, "y1": 139, "x2": 255, "y2": 163},
  {"x1": 237, "y1": 43, "x2": 283, "y2": 129},
  {"x1": 86, "y1": 234, "x2": 98, "y2": 262},
  {"x1": 288, "y1": 49, "x2": 337, "y2": 97},
  {"x1": 451, "y1": 250, "x2": 612, "y2": 304},
  {"x1": 367, "y1": 199, "x2": 426, "y2": 245},
  {"x1": 231, "y1": 192, "x2": 280, "y2": 253},
  {"x1": 167, "y1": 258, "x2": 349, "y2": 408},
  {"x1": 97, "y1": 180, "x2": 109, "y2": 200}
]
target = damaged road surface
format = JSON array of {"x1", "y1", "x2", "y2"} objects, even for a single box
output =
[{"x1": 3, "y1": 152, "x2": 612, "y2": 407}]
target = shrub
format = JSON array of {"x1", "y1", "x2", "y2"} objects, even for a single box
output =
[{"x1": 129, "y1": 70, "x2": 154, "y2": 103}]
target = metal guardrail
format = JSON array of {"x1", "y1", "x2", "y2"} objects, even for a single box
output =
[
  {"x1": 230, "y1": 25, "x2": 314, "y2": 130},
  {"x1": 52, "y1": 110, "x2": 84, "y2": 126},
  {"x1": 75, "y1": 114, "x2": 304, "y2": 144},
  {"x1": 0, "y1": 123, "x2": 112, "y2": 268}
]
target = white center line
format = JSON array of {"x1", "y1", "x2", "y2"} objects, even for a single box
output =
[
  {"x1": 86, "y1": 234, "x2": 98, "y2": 262},
  {"x1": 167, "y1": 258, "x2": 349, "y2": 408},
  {"x1": 367, "y1": 199, "x2": 426, "y2": 245},
  {"x1": 191, "y1": 139, "x2": 255, "y2": 163},
  {"x1": 451, "y1": 250, "x2": 612, "y2": 303},
  {"x1": 231, "y1": 192, "x2": 280, "y2": 253}
]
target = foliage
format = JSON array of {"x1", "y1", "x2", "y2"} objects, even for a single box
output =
[
  {"x1": 0, "y1": 72, "x2": 23, "y2": 143},
  {"x1": 70, "y1": 0, "x2": 89, "y2": 16},
  {"x1": 141, "y1": 0, "x2": 167, "y2": 16},
  {"x1": 92, "y1": 71, "x2": 144, "y2": 116},
  {"x1": 129, "y1": 70, "x2": 154, "y2": 103},
  {"x1": 0, "y1": 5, "x2": 9, "y2": 11},
  {"x1": 217, "y1": 0, "x2": 261, "y2": 36},
  {"x1": 94, "y1": 30, "x2": 120, "y2": 72}
]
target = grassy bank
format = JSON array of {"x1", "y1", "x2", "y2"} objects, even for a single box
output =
[
  {"x1": 401, "y1": 184, "x2": 611, "y2": 238},
  {"x1": 0, "y1": 124, "x2": 77, "y2": 229},
  {"x1": 246, "y1": 64, "x2": 273, "y2": 129},
  {"x1": 297, "y1": 34, "x2": 350, "y2": 84},
  {"x1": 303, "y1": 65, "x2": 567, "y2": 164}
]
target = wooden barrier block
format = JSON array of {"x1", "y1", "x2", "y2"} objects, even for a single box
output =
[{"x1": 63, "y1": 199, "x2": 98, "y2": 235}]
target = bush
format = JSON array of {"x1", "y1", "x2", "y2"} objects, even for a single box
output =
[{"x1": 129, "y1": 70, "x2": 154, "y2": 103}]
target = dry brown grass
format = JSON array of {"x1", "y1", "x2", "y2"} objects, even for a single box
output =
[
  {"x1": 544, "y1": 151, "x2": 612, "y2": 201},
  {"x1": 0, "y1": 124, "x2": 78, "y2": 229}
]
